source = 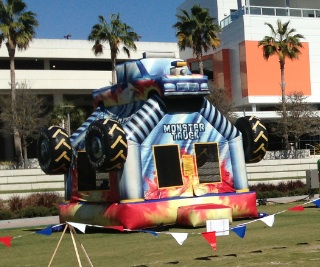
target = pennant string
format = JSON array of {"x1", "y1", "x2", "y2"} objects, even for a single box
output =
[{"x1": 1, "y1": 197, "x2": 319, "y2": 248}]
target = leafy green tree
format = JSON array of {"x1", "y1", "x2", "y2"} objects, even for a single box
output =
[
  {"x1": 173, "y1": 4, "x2": 221, "y2": 75},
  {"x1": 88, "y1": 13, "x2": 141, "y2": 84},
  {"x1": 0, "y1": 0, "x2": 39, "y2": 164},
  {"x1": 0, "y1": 82, "x2": 47, "y2": 168},
  {"x1": 258, "y1": 20, "x2": 304, "y2": 150},
  {"x1": 47, "y1": 102, "x2": 86, "y2": 134}
]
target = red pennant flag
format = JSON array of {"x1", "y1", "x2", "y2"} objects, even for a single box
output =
[
  {"x1": 0, "y1": 236, "x2": 13, "y2": 247},
  {"x1": 288, "y1": 205, "x2": 304, "y2": 211},
  {"x1": 201, "y1": 231, "x2": 217, "y2": 251}
]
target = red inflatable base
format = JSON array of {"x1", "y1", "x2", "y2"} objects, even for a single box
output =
[{"x1": 59, "y1": 192, "x2": 257, "y2": 230}]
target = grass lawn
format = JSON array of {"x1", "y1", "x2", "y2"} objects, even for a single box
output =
[{"x1": 0, "y1": 202, "x2": 320, "y2": 267}]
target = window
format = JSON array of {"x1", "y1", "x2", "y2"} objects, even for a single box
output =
[
  {"x1": 194, "y1": 143, "x2": 221, "y2": 183},
  {"x1": 153, "y1": 145, "x2": 183, "y2": 188},
  {"x1": 262, "y1": 8, "x2": 275, "y2": 16}
]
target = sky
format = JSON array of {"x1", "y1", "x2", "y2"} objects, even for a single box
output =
[{"x1": 25, "y1": 0, "x2": 186, "y2": 42}]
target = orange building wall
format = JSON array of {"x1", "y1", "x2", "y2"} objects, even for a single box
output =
[
  {"x1": 213, "y1": 49, "x2": 231, "y2": 96},
  {"x1": 186, "y1": 51, "x2": 231, "y2": 96},
  {"x1": 240, "y1": 41, "x2": 311, "y2": 97}
]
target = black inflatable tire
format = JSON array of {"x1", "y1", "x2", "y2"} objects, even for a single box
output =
[
  {"x1": 235, "y1": 116, "x2": 268, "y2": 163},
  {"x1": 37, "y1": 126, "x2": 72, "y2": 174},
  {"x1": 85, "y1": 119, "x2": 128, "y2": 172}
]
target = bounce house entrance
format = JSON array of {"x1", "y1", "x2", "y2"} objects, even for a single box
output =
[
  {"x1": 194, "y1": 143, "x2": 221, "y2": 184},
  {"x1": 153, "y1": 145, "x2": 183, "y2": 188},
  {"x1": 152, "y1": 142, "x2": 222, "y2": 196}
]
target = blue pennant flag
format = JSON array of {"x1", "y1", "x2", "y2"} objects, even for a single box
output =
[
  {"x1": 139, "y1": 230, "x2": 158, "y2": 237},
  {"x1": 312, "y1": 198, "x2": 320, "y2": 208},
  {"x1": 36, "y1": 226, "x2": 53, "y2": 236},
  {"x1": 231, "y1": 225, "x2": 246, "y2": 238}
]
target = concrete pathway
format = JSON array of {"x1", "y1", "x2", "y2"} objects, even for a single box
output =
[{"x1": 0, "y1": 216, "x2": 59, "y2": 229}]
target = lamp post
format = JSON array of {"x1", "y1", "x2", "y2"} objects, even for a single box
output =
[{"x1": 62, "y1": 104, "x2": 74, "y2": 135}]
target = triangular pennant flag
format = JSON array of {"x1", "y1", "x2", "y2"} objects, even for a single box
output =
[
  {"x1": 67, "y1": 222, "x2": 87, "y2": 233},
  {"x1": 288, "y1": 205, "x2": 304, "y2": 211},
  {"x1": 312, "y1": 198, "x2": 320, "y2": 208},
  {"x1": 201, "y1": 231, "x2": 217, "y2": 251},
  {"x1": 139, "y1": 230, "x2": 158, "y2": 237},
  {"x1": 231, "y1": 225, "x2": 246, "y2": 238},
  {"x1": 104, "y1": 226, "x2": 124, "y2": 232},
  {"x1": 36, "y1": 226, "x2": 53, "y2": 236},
  {"x1": 170, "y1": 233, "x2": 188, "y2": 245},
  {"x1": 52, "y1": 224, "x2": 65, "y2": 232},
  {"x1": 260, "y1": 215, "x2": 275, "y2": 227},
  {"x1": 0, "y1": 236, "x2": 13, "y2": 247}
]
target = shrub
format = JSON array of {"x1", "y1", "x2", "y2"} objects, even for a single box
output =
[
  {"x1": 250, "y1": 180, "x2": 308, "y2": 200},
  {"x1": 0, "y1": 209, "x2": 13, "y2": 220},
  {"x1": 23, "y1": 192, "x2": 62, "y2": 208},
  {"x1": 15, "y1": 206, "x2": 51, "y2": 218},
  {"x1": 0, "y1": 198, "x2": 5, "y2": 210},
  {"x1": 8, "y1": 195, "x2": 24, "y2": 212}
]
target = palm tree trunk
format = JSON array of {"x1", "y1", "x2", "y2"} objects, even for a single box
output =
[
  {"x1": 280, "y1": 60, "x2": 290, "y2": 150},
  {"x1": 196, "y1": 53, "x2": 204, "y2": 75},
  {"x1": 9, "y1": 52, "x2": 23, "y2": 167},
  {"x1": 111, "y1": 50, "x2": 117, "y2": 84}
]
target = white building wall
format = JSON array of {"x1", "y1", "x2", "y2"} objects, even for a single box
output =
[
  {"x1": 177, "y1": 0, "x2": 239, "y2": 24},
  {"x1": 0, "y1": 39, "x2": 179, "y2": 93}
]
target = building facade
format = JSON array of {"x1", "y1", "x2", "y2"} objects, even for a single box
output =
[
  {"x1": 177, "y1": 0, "x2": 320, "y2": 149},
  {"x1": 178, "y1": 0, "x2": 320, "y2": 117}
]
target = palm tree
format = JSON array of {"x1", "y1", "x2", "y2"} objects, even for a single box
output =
[
  {"x1": 0, "y1": 0, "x2": 39, "y2": 166},
  {"x1": 173, "y1": 4, "x2": 221, "y2": 75},
  {"x1": 258, "y1": 20, "x2": 304, "y2": 150},
  {"x1": 88, "y1": 13, "x2": 141, "y2": 84}
]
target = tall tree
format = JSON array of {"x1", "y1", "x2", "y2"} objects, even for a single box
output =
[
  {"x1": 272, "y1": 91, "x2": 320, "y2": 150},
  {"x1": 206, "y1": 85, "x2": 237, "y2": 123},
  {"x1": 173, "y1": 4, "x2": 221, "y2": 75},
  {"x1": 258, "y1": 19, "x2": 304, "y2": 150},
  {"x1": 88, "y1": 13, "x2": 141, "y2": 84},
  {"x1": 0, "y1": 82, "x2": 47, "y2": 168},
  {"x1": 0, "y1": 0, "x2": 39, "y2": 165}
]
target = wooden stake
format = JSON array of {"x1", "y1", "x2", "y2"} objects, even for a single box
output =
[
  {"x1": 69, "y1": 225, "x2": 82, "y2": 267},
  {"x1": 47, "y1": 223, "x2": 94, "y2": 267},
  {"x1": 48, "y1": 224, "x2": 68, "y2": 267},
  {"x1": 70, "y1": 226, "x2": 94, "y2": 267}
]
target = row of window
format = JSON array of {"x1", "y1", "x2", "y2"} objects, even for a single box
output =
[{"x1": 0, "y1": 59, "x2": 125, "y2": 71}]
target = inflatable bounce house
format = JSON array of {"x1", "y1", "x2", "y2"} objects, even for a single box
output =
[{"x1": 37, "y1": 52, "x2": 268, "y2": 229}]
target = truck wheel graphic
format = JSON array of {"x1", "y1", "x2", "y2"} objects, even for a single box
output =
[
  {"x1": 85, "y1": 119, "x2": 128, "y2": 172},
  {"x1": 235, "y1": 116, "x2": 268, "y2": 163},
  {"x1": 37, "y1": 126, "x2": 72, "y2": 174}
]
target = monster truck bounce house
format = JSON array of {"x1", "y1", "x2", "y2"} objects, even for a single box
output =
[{"x1": 37, "y1": 52, "x2": 268, "y2": 230}]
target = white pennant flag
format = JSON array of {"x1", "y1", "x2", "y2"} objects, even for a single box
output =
[
  {"x1": 170, "y1": 233, "x2": 188, "y2": 245},
  {"x1": 67, "y1": 221, "x2": 87, "y2": 233},
  {"x1": 260, "y1": 215, "x2": 275, "y2": 227}
]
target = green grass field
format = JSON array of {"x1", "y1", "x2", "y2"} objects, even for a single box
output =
[{"x1": 0, "y1": 201, "x2": 320, "y2": 267}]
